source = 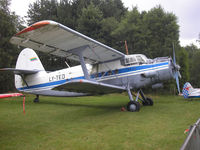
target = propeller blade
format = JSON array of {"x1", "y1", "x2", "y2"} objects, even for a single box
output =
[
  {"x1": 172, "y1": 43, "x2": 181, "y2": 94},
  {"x1": 172, "y1": 43, "x2": 176, "y2": 65},
  {"x1": 178, "y1": 71, "x2": 182, "y2": 78},
  {"x1": 175, "y1": 72, "x2": 180, "y2": 94}
]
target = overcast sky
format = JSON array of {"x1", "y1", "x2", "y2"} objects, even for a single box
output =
[{"x1": 10, "y1": 0, "x2": 200, "y2": 47}]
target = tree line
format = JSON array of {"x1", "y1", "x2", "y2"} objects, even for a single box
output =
[{"x1": 0, "y1": 0, "x2": 199, "y2": 93}]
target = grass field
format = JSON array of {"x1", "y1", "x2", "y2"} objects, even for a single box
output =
[{"x1": 0, "y1": 93, "x2": 200, "y2": 150}]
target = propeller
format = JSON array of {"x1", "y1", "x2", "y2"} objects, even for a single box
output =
[{"x1": 172, "y1": 43, "x2": 181, "y2": 94}]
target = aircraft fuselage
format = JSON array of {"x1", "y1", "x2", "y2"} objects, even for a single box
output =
[{"x1": 15, "y1": 55, "x2": 173, "y2": 96}]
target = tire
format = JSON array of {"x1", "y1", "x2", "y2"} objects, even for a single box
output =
[
  {"x1": 33, "y1": 98, "x2": 39, "y2": 103},
  {"x1": 127, "y1": 101, "x2": 140, "y2": 112},
  {"x1": 146, "y1": 97, "x2": 153, "y2": 106},
  {"x1": 142, "y1": 100, "x2": 149, "y2": 106}
]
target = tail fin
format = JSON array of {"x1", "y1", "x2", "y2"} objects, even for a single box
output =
[
  {"x1": 182, "y1": 82, "x2": 194, "y2": 98},
  {"x1": 15, "y1": 48, "x2": 45, "y2": 89},
  {"x1": 16, "y1": 48, "x2": 45, "y2": 71}
]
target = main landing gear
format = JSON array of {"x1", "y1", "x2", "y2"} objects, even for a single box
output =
[
  {"x1": 126, "y1": 88, "x2": 153, "y2": 112},
  {"x1": 33, "y1": 95, "x2": 39, "y2": 103}
]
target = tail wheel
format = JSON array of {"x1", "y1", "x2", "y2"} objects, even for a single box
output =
[{"x1": 127, "y1": 101, "x2": 140, "y2": 112}]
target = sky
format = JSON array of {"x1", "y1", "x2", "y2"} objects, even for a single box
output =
[{"x1": 10, "y1": 0, "x2": 200, "y2": 48}]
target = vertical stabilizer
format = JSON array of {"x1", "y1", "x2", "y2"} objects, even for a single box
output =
[
  {"x1": 16, "y1": 48, "x2": 45, "y2": 71},
  {"x1": 15, "y1": 48, "x2": 45, "y2": 89},
  {"x1": 182, "y1": 82, "x2": 194, "y2": 98}
]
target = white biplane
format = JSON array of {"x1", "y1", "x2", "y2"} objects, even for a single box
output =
[{"x1": 0, "y1": 20, "x2": 181, "y2": 111}]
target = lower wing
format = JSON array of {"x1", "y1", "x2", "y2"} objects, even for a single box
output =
[{"x1": 54, "y1": 79, "x2": 126, "y2": 95}]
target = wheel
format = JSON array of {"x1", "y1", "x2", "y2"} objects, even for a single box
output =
[
  {"x1": 33, "y1": 98, "x2": 39, "y2": 103},
  {"x1": 146, "y1": 97, "x2": 153, "y2": 106},
  {"x1": 127, "y1": 101, "x2": 140, "y2": 112},
  {"x1": 142, "y1": 100, "x2": 149, "y2": 106}
]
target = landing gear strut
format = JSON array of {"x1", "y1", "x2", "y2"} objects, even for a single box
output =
[
  {"x1": 137, "y1": 89, "x2": 153, "y2": 106},
  {"x1": 33, "y1": 95, "x2": 39, "y2": 103},
  {"x1": 126, "y1": 87, "x2": 153, "y2": 112},
  {"x1": 126, "y1": 85, "x2": 140, "y2": 112}
]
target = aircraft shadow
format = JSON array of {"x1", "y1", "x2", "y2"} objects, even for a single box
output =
[{"x1": 38, "y1": 100, "x2": 125, "y2": 112}]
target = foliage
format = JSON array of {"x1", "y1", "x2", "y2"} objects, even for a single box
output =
[
  {"x1": 77, "y1": 3, "x2": 103, "y2": 40},
  {"x1": 112, "y1": 6, "x2": 179, "y2": 57},
  {"x1": 0, "y1": 0, "x2": 23, "y2": 92},
  {"x1": 177, "y1": 47, "x2": 189, "y2": 88},
  {"x1": 185, "y1": 44, "x2": 200, "y2": 87}
]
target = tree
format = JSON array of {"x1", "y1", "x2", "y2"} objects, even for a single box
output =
[
  {"x1": 177, "y1": 47, "x2": 189, "y2": 88},
  {"x1": 143, "y1": 6, "x2": 179, "y2": 58},
  {"x1": 185, "y1": 44, "x2": 200, "y2": 87},
  {"x1": 99, "y1": 0, "x2": 127, "y2": 21},
  {"x1": 112, "y1": 6, "x2": 179, "y2": 58},
  {"x1": 0, "y1": 0, "x2": 23, "y2": 92},
  {"x1": 77, "y1": 3, "x2": 103, "y2": 40},
  {"x1": 27, "y1": 0, "x2": 59, "y2": 25},
  {"x1": 111, "y1": 7, "x2": 142, "y2": 54}
]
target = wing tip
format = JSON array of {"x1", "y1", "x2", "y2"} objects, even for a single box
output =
[{"x1": 15, "y1": 20, "x2": 57, "y2": 36}]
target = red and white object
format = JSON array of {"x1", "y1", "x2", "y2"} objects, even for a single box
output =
[{"x1": 0, "y1": 93, "x2": 24, "y2": 98}]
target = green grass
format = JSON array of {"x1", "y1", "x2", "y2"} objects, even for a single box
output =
[{"x1": 0, "y1": 93, "x2": 199, "y2": 150}]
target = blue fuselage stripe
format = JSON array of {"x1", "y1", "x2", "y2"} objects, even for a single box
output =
[
  {"x1": 18, "y1": 62, "x2": 169, "y2": 91},
  {"x1": 18, "y1": 76, "x2": 84, "y2": 90}
]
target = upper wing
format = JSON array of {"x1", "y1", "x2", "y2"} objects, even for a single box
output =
[{"x1": 10, "y1": 20, "x2": 125, "y2": 64}]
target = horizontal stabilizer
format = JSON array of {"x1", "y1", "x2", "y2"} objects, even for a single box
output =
[
  {"x1": 0, "y1": 68, "x2": 40, "y2": 75},
  {"x1": 54, "y1": 79, "x2": 126, "y2": 95}
]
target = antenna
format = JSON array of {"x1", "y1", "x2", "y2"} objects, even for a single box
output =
[{"x1": 125, "y1": 40, "x2": 129, "y2": 55}]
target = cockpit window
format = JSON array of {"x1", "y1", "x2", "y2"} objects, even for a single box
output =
[
  {"x1": 122, "y1": 54, "x2": 147, "y2": 66},
  {"x1": 125, "y1": 58, "x2": 129, "y2": 64},
  {"x1": 136, "y1": 56, "x2": 144, "y2": 63},
  {"x1": 130, "y1": 57, "x2": 136, "y2": 62}
]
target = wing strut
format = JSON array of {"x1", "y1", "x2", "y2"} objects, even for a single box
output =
[{"x1": 69, "y1": 46, "x2": 90, "y2": 80}]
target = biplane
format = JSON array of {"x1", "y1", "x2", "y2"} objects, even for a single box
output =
[
  {"x1": 182, "y1": 82, "x2": 200, "y2": 99},
  {"x1": 0, "y1": 20, "x2": 181, "y2": 111}
]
